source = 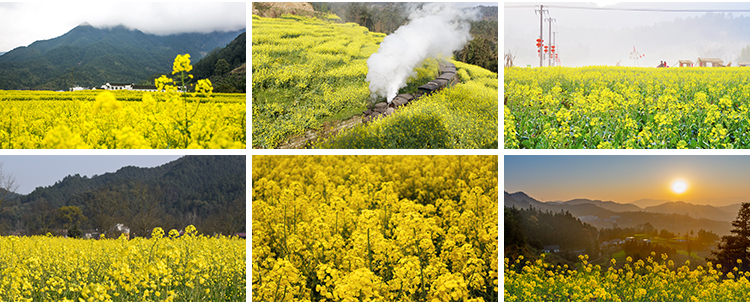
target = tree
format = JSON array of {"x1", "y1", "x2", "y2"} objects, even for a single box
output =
[
  {"x1": 86, "y1": 188, "x2": 128, "y2": 238},
  {"x1": 127, "y1": 182, "x2": 164, "y2": 237},
  {"x1": 57, "y1": 205, "x2": 87, "y2": 237},
  {"x1": 0, "y1": 163, "x2": 19, "y2": 212},
  {"x1": 698, "y1": 229, "x2": 719, "y2": 244},
  {"x1": 215, "y1": 59, "x2": 230, "y2": 76},
  {"x1": 455, "y1": 37, "x2": 499, "y2": 73},
  {"x1": 659, "y1": 229, "x2": 675, "y2": 239},
  {"x1": 22, "y1": 199, "x2": 57, "y2": 235},
  {"x1": 711, "y1": 202, "x2": 750, "y2": 273},
  {"x1": 504, "y1": 206, "x2": 526, "y2": 259},
  {"x1": 57, "y1": 206, "x2": 86, "y2": 228},
  {"x1": 346, "y1": 3, "x2": 373, "y2": 29}
]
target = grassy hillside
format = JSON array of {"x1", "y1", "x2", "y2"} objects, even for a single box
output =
[
  {"x1": 252, "y1": 14, "x2": 385, "y2": 148},
  {"x1": 318, "y1": 60, "x2": 498, "y2": 149},
  {"x1": 251, "y1": 14, "x2": 498, "y2": 149}
]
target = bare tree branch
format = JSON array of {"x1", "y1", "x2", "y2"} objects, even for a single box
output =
[{"x1": 0, "y1": 162, "x2": 19, "y2": 212}]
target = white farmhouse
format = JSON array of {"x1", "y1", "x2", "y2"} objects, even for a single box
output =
[
  {"x1": 101, "y1": 82, "x2": 133, "y2": 90},
  {"x1": 100, "y1": 82, "x2": 159, "y2": 91}
]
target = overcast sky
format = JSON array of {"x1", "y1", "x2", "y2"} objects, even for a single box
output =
[
  {"x1": 504, "y1": 2, "x2": 750, "y2": 67},
  {"x1": 505, "y1": 155, "x2": 750, "y2": 207},
  {"x1": 0, "y1": 155, "x2": 182, "y2": 195},
  {"x1": 0, "y1": 2, "x2": 246, "y2": 52}
]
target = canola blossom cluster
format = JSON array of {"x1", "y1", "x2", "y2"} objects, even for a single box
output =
[
  {"x1": 252, "y1": 156, "x2": 498, "y2": 302},
  {"x1": 0, "y1": 54, "x2": 245, "y2": 149},
  {"x1": 505, "y1": 253, "x2": 750, "y2": 302},
  {"x1": 252, "y1": 14, "x2": 384, "y2": 148},
  {"x1": 0, "y1": 227, "x2": 245, "y2": 302},
  {"x1": 318, "y1": 60, "x2": 498, "y2": 149},
  {"x1": 505, "y1": 66, "x2": 750, "y2": 149}
]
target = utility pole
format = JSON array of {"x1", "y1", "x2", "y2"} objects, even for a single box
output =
[
  {"x1": 552, "y1": 31, "x2": 557, "y2": 67},
  {"x1": 546, "y1": 17, "x2": 555, "y2": 67},
  {"x1": 535, "y1": 5, "x2": 548, "y2": 67}
]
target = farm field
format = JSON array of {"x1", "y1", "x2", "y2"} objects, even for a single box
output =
[
  {"x1": 252, "y1": 14, "x2": 385, "y2": 149},
  {"x1": 505, "y1": 253, "x2": 750, "y2": 302},
  {"x1": 0, "y1": 89, "x2": 245, "y2": 149},
  {"x1": 505, "y1": 66, "x2": 750, "y2": 149},
  {"x1": 0, "y1": 228, "x2": 245, "y2": 302},
  {"x1": 252, "y1": 14, "x2": 498, "y2": 149},
  {"x1": 252, "y1": 155, "x2": 498, "y2": 301},
  {"x1": 317, "y1": 60, "x2": 498, "y2": 149}
]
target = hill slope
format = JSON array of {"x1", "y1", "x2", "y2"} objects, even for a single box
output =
[
  {"x1": 192, "y1": 32, "x2": 246, "y2": 93},
  {"x1": 4, "y1": 155, "x2": 245, "y2": 237},
  {"x1": 0, "y1": 24, "x2": 244, "y2": 90},
  {"x1": 644, "y1": 201, "x2": 736, "y2": 222},
  {"x1": 505, "y1": 191, "x2": 732, "y2": 235}
]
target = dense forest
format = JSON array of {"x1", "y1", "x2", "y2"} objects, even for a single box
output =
[
  {"x1": 191, "y1": 32, "x2": 246, "y2": 93},
  {"x1": 506, "y1": 206, "x2": 723, "y2": 267},
  {"x1": 0, "y1": 155, "x2": 245, "y2": 238},
  {"x1": 505, "y1": 206, "x2": 599, "y2": 263},
  {"x1": 310, "y1": 2, "x2": 498, "y2": 72}
]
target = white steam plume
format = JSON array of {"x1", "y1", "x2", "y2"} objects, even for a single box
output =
[{"x1": 366, "y1": 3, "x2": 478, "y2": 102}]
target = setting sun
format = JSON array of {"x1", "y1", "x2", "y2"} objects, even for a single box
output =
[{"x1": 671, "y1": 179, "x2": 688, "y2": 194}]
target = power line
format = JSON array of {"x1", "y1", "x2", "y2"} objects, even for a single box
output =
[{"x1": 505, "y1": 5, "x2": 750, "y2": 13}]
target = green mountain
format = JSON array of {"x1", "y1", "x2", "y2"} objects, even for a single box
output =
[
  {"x1": 192, "y1": 32, "x2": 246, "y2": 93},
  {"x1": 0, "y1": 23, "x2": 245, "y2": 90},
  {"x1": 2, "y1": 155, "x2": 245, "y2": 237}
]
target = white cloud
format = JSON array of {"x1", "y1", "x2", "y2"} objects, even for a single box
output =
[{"x1": 0, "y1": 2, "x2": 246, "y2": 52}]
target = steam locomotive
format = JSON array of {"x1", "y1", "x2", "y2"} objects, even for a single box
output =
[{"x1": 363, "y1": 62, "x2": 458, "y2": 123}]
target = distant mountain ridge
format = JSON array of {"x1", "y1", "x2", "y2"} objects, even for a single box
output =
[
  {"x1": 561, "y1": 198, "x2": 642, "y2": 213},
  {"x1": 628, "y1": 198, "x2": 670, "y2": 208},
  {"x1": 505, "y1": 191, "x2": 734, "y2": 235},
  {"x1": 643, "y1": 201, "x2": 735, "y2": 222},
  {"x1": 2, "y1": 155, "x2": 246, "y2": 237},
  {"x1": 21, "y1": 155, "x2": 243, "y2": 208},
  {"x1": 0, "y1": 23, "x2": 245, "y2": 90}
]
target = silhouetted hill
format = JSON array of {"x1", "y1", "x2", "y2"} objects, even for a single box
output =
[
  {"x1": 0, "y1": 23, "x2": 244, "y2": 90},
  {"x1": 719, "y1": 203, "x2": 743, "y2": 214},
  {"x1": 629, "y1": 198, "x2": 670, "y2": 208},
  {"x1": 505, "y1": 190, "x2": 733, "y2": 235},
  {"x1": 644, "y1": 201, "x2": 735, "y2": 222},
  {"x1": 562, "y1": 198, "x2": 642, "y2": 213},
  {"x1": 506, "y1": 191, "x2": 547, "y2": 207}
]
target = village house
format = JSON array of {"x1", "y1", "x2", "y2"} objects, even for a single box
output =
[
  {"x1": 697, "y1": 58, "x2": 725, "y2": 67},
  {"x1": 100, "y1": 82, "x2": 159, "y2": 91}
]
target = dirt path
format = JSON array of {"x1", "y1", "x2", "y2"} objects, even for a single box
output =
[{"x1": 275, "y1": 116, "x2": 362, "y2": 149}]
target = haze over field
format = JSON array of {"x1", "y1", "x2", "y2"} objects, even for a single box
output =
[{"x1": 504, "y1": 2, "x2": 750, "y2": 67}]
